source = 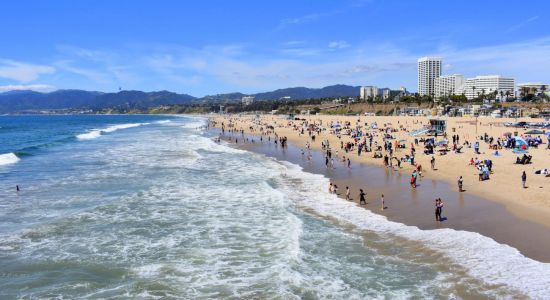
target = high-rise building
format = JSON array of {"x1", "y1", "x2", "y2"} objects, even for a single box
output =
[
  {"x1": 417, "y1": 57, "x2": 442, "y2": 96},
  {"x1": 434, "y1": 74, "x2": 464, "y2": 98},
  {"x1": 462, "y1": 75, "x2": 515, "y2": 100},
  {"x1": 360, "y1": 86, "x2": 378, "y2": 100},
  {"x1": 242, "y1": 96, "x2": 255, "y2": 105}
]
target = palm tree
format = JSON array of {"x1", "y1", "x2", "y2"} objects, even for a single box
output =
[
  {"x1": 472, "y1": 86, "x2": 476, "y2": 101},
  {"x1": 505, "y1": 90, "x2": 511, "y2": 101},
  {"x1": 500, "y1": 90, "x2": 504, "y2": 101},
  {"x1": 541, "y1": 85, "x2": 547, "y2": 101}
]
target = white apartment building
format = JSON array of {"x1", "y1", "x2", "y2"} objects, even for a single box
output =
[
  {"x1": 380, "y1": 88, "x2": 390, "y2": 100},
  {"x1": 242, "y1": 96, "x2": 255, "y2": 105},
  {"x1": 417, "y1": 57, "x2": 442, "y2": 96},
  {"x1": 434, "y1": 74, "x2": 464, "y2": 98},
  {"x1": 360, "y1": 86, "x2": 378, "y2": 100},
  {"x1": 462, "y1": 75, "x2": 515, "y2": 100}
]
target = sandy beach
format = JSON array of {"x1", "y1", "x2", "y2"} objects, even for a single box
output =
[{"x1": 208, "y1": 114, "x2": 550, "y2": 261}]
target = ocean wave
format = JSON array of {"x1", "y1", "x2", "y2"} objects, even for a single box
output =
[
  {"x1": 180, "y1": 118, "x2": 207, "y2": 129},
  {"x1": 76, "y1": 123, "x2": 147, "y2": 140},
  {"x1": 0, "y1": 152, "x2": 20, "y2": 165},
  {"x1": 276, "y1": 161, "x2": 550, "y2": 299}
]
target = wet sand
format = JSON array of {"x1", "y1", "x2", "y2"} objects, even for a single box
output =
[{"x1": 215, "y1": 128, "x2": 550, "y2": 263}]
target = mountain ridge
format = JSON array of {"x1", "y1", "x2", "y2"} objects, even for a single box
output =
[{"x1": 0, "y1": 84, "x2": 360, "y2": 112}]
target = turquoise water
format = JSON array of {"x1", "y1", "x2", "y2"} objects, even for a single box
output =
[{"x1": 0, "y1": 115, "x2": 547, "y2": 298}]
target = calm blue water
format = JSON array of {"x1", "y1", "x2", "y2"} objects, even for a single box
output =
[{"x1": 0, "y1": 115, "x2": 547, "y2": 299}]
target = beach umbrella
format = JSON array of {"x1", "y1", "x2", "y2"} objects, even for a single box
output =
[{"x1": 525, "y1": 130, "x2": 544, "y2": 135}]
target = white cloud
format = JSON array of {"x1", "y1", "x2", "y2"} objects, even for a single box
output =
[
  {"x1": 506, "y1": 15, "x2": 539, "y2": 32},
  {"x1": 278, "y1": 13, "x2": 327, "y2": 29},
  {"x1": 0, "y1": 59, "x2": 55, "y2": 82},
  {"x1": 53, "y1": 60, "x2": 111, "y2": 83},
  {"x1": 0, "y1": 84, "x2": 54, "y2": 92},
  {"x1": 328, "y1": 41, "x2": 351, "y2": 49}
]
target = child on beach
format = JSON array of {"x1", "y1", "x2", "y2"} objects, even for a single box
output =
[
  {"x1": 346, "y1": 186, "x2": 350, "y2": 200},
  {"x1": 458, "y1": 176, "x2": 464, "y2": 192},
  {"x1": 380, "y1": 194, "x2": 385, "y2": 210}
]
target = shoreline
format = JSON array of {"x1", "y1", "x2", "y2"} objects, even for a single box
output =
[
  {"x1": 208, "y1": 114, "x2": 550, "y2": 229},
  {"x1": 207, "y1": 118, "x2": 550, "y2": 263}
]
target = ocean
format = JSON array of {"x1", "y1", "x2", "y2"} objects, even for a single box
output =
[{"x1": 0, "y1": 115, "x2": 548, "y2": 299}]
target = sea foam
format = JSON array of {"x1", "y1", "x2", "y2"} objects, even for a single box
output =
[
  {"x1": 0, "y1": 152, "x2": 20, "y2": 166},
  {"x1": 76, "y1": 123, "x2": 146, "y2": 140}
]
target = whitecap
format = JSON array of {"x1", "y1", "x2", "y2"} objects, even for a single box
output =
[
  {"x1": 76, "y1": 123, "x2": 146, "y2": 140},
  {"x1": 0, "y1": 152, "x2": 20, "y2": 165}
]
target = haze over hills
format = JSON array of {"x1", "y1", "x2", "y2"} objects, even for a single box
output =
[{"x1": 0, "y1": 85, "x2": 360, "y2": 113}]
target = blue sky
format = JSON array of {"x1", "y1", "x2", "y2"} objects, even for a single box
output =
[{"x1": 0, "y1": 0, "x2": 549, "y2": 96}]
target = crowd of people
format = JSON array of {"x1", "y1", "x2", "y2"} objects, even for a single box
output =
[{"x1": 211, "y1": 115, "x2": 549, "y2": 224}]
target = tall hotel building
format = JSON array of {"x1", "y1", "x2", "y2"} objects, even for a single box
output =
[{"x1": 417, "y1": 57, "x2": 442, "y2": 96}]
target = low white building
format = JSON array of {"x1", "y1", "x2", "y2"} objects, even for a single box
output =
[
  {"x1": 434, "y1": 74, "x2": 464, "y2": 98},
  {"x1": 242, "y1": 96, "x2": 255, "y2": 105},
  {"x1": 462, "y1": 75, "x2": 515, "y2": 100}
]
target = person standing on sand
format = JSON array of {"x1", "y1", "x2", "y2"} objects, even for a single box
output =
[
  {"x1": 346, "y1": 186, "x2": 350, "y2": 200},
  {"x1": 380, "y1": 194, "x2": 385, "y2": 210},
  {"x1": 347, "y1": 158, "x2": 351, "y2": 168},
  {"x1": 522, "y1": 171, "x2": 527, "y2": 188},
  {"x1": 430, "y1": 156, "x2": 435, "y2": 170},
  {"x1": 359, "y1": 189, "x2": 367, "y2": 205},
  {"x1": 458, "y1": 176, "x2": 464, "y2": 192}
]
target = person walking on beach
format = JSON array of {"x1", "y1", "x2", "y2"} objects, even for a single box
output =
[
  {"x1": 325, "y1": 156, "x2": 329, "y2": 168},
  {"x1": 345, "y1": 186, "x2": 350, "y2": 200},
  {"x1": 458, "y1": 176, "x2": 464, "y2": 192},
  {"x1": 522, "y1": 171, "x2": 527, "y2": 188},
  {"x1": 359, "y1": 189, "x2": 367, "y2": 205},
  {"x1": 380, "y1": 194, "x2": 385, "y2": 210},
  {"x1": 430, "y1": 156, "x2": 435, "y2": 170},
  {"x1": 347, "y1": 158, "x2": 351, "y2": 169}
]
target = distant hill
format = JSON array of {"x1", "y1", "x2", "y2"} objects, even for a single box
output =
[
  {"x1": 197, "y1": 92, "x2": 246, "y2": 103},
  {"x1": 252, "y1": 84, "x2": 360, "y2": 100},
  {"x1": 0, "y1": 89, "x2": 196, "y2": 113},
  {"x1": 0, "y1": 84, "x2": 362, "y2": 113}
]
